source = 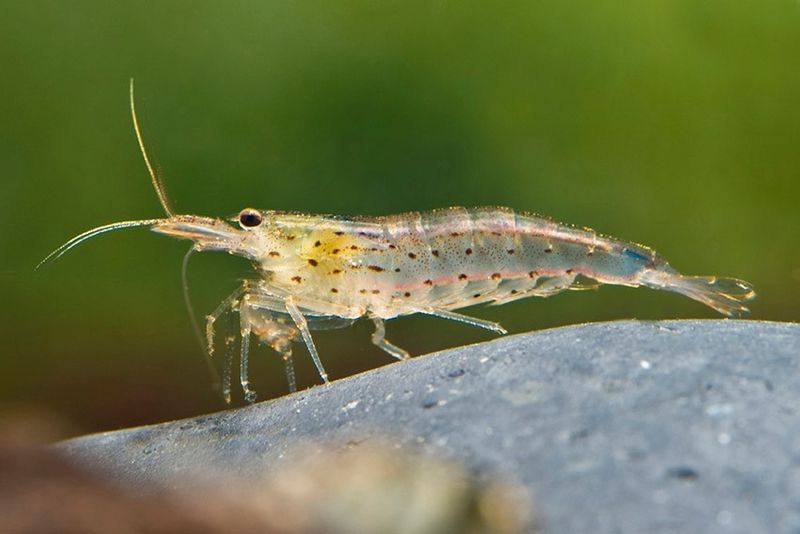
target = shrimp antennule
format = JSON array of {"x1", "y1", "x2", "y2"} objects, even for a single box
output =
[
  {"x1": 130, "y1": 78, "x2": 174, "y2": 217},
  {"x1": 37, "y1": 80, "x2": 175, "y2": 270},
  {"x1": 36, "y1": 218, "x2": 166, "y2": 270}
]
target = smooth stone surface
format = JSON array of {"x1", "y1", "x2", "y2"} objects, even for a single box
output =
[{"x1": 60, "y1": 320, "x2": 800, "y2": 534}]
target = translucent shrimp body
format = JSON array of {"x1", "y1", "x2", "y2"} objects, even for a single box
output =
[
  {"x1": 148, "y1": 205, "x2": 754, "y2": 402},
  {"x1": 44, "y1": 81, "x2": 756, "y2": 403},
  {"x1": 218, "y1": 206, "x2": 754, "y2": 319},
  {"x1": 50, "y1": 206, "x2": 755, "y2": 325}
]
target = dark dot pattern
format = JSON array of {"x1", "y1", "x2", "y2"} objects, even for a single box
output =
[{"x1": 269, "y1": 206, "x2": 646, "y2": 318}]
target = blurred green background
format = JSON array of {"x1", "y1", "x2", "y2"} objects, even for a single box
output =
[{"x1": 1, "y1": 0, "x2": 798, "y2": 436}]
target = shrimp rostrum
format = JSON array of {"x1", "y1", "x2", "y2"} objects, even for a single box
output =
[{"x1": 42, "y1": 82, "x2": 756, "y2": 403}]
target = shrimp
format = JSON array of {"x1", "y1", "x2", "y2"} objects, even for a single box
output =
[{"x1": 41, "y1": 81, "x2": 756, "y2": 403}]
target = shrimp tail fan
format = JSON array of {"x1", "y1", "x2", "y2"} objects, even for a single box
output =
[{"x1": 642, "y1": 271, "x2": 756, "y2": 317}]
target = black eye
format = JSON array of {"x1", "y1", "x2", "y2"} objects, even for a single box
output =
[{"x1": 238, "y1": 209, "x2": 263, "y2": 228}]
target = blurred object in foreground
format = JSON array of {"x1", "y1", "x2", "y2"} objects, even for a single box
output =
[
  {"x1": 0, "y1": 415, "x2": 532, "y2": 534},
  {"x1": 256, "y1": 441, "x2": 533, "y2": 533}
]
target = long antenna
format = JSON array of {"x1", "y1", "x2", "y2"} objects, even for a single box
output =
[
  {"x1": 130, "y1": 78, "x2": 174, "y2": 216},
  {"x1": 181, "y1": 248, "x2": 222, "y2": 392},
  {"x1": 35, "y1": 218, "x2": 164, "y2": 270}
]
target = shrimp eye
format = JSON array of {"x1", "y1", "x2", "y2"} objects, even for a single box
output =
[{"x1": 238, "y1": 208, "x2": 263, "y2": 228}]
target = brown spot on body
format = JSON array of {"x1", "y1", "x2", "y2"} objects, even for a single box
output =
[
  {"x1": 332, "y1": 248, "x2": 341, "y2": 254},
  {"x1": 359, "y1": 289, "x2": 367, "y2": 294},
  {"x1": 507, "y1": 249, "x2": 515, "y2": 255},
  {"x1": 268, "y1": 251, "x2": 280, "y2": 257},
  {"x1": 491, "y1": 272, "x2": 502, "y2": 280},
  {"x1": 332, "y1": 269, "x2": 342, "y2": 274},
  {"x1": 473, "y1": 293, "x2": 481, "y2": 298},
  {"x1": 424, "y1": 279, "x2": 433, "y2": 286},
  {"x1": 458, "y1": 273, "x2": 468, "y2": 281},
  {"x1": 368, "y1": 265, "x2": 385, "y2": 272},
  {"x1": 394, "y1": 268, "x2": 401, "y2": 272},
  {"x1": 432, "y1": 250, "x2": 440, "y2": 257},
  {"x1": 450, "y1": 232, "x2": 461, "y2": 237},
  {"x1": 408, "y1": 252, "x2": 417, "y2": 259},
  {"x1": 388, "y1": 244, "x2": 397, "y2": 249},
  {"x1": 566, "y1": 269, "x2": 574, "y2": 275},
  {"x1": 291, "y1": 276, "x2": 302, "y2": 283},
  {"x1": 286, "y1": 235, "x2": 296, "y2": 241},
  {"x1": 544, "y1": 247, "x2": 553, "y2": 253},
  {"x1": 335, "y1": 231, "x2": 344, "y2": 236},
  {"x1": 465, "y1": 248, "x2": 473, "y2": 255},
  {"x1": 350, "y1": 245, "x2": 358, "y2": 250},
  {"x1": 308, "y1": 259, "x2": 318, "y2": 267},
  {"x1": 371, "y1": 289, "x2": 380, "y2": 294},
  {"x1": 404, "y1": 292, "x2": 411, "y2": 297},
  {"x1": 528, "y1": 271, "x2": 538, "y2": 278},
  {"x1": 511, "y1": 289, "x2": 519, "y2": 294},
  {"x1": 330, "y1": 288, "x2": 339, "y2": 293},
  {"x1": 492, "y1": 231, "x2": 502, "y2": 236},
  {"x1": 586, "y1": 250, "x2": 594, "y2": 257},
  {"x1": 314, "y1": 240, "x2": 321, "y2": 247}
]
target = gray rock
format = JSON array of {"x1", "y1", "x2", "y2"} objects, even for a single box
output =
[{"x1": 60, "y1": 320, "x2": 800, "y2": 534}]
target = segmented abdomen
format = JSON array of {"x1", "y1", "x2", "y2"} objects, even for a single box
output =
[{"x1": 345, "y1": 206, "x2": 663, "y2": 318}]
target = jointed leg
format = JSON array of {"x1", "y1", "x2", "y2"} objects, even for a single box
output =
[
  {"x1": 420, "y1": 308, "x2": 507, "y2": 335},
  {"x1": 204, "y1": 284, "x2": 247, "y2": 404},
  {"x1": 285, "y1": 296, "x2": 329, "y2": 384},
  {"x1": 371, "y1": 318, "x2": 410, "y2": 360},
  {"x1": 205, "y1": 283, "x2": 247, "y2": 360},
  {"x1": 221, "y1": 310, "x2": 237, "y2": 404},
  {"x1": 239, "y1": 332, "x2": 257, "y2": 403},
  {"x1": 208, "y1": 283, "x2": 306, "y2": 401},
  {"x1": 242, "y1": 292, "x2": 315, "y2": 393},
  {"x1": 282, "y1": 350, "x2": 297, "y2": 393}
]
